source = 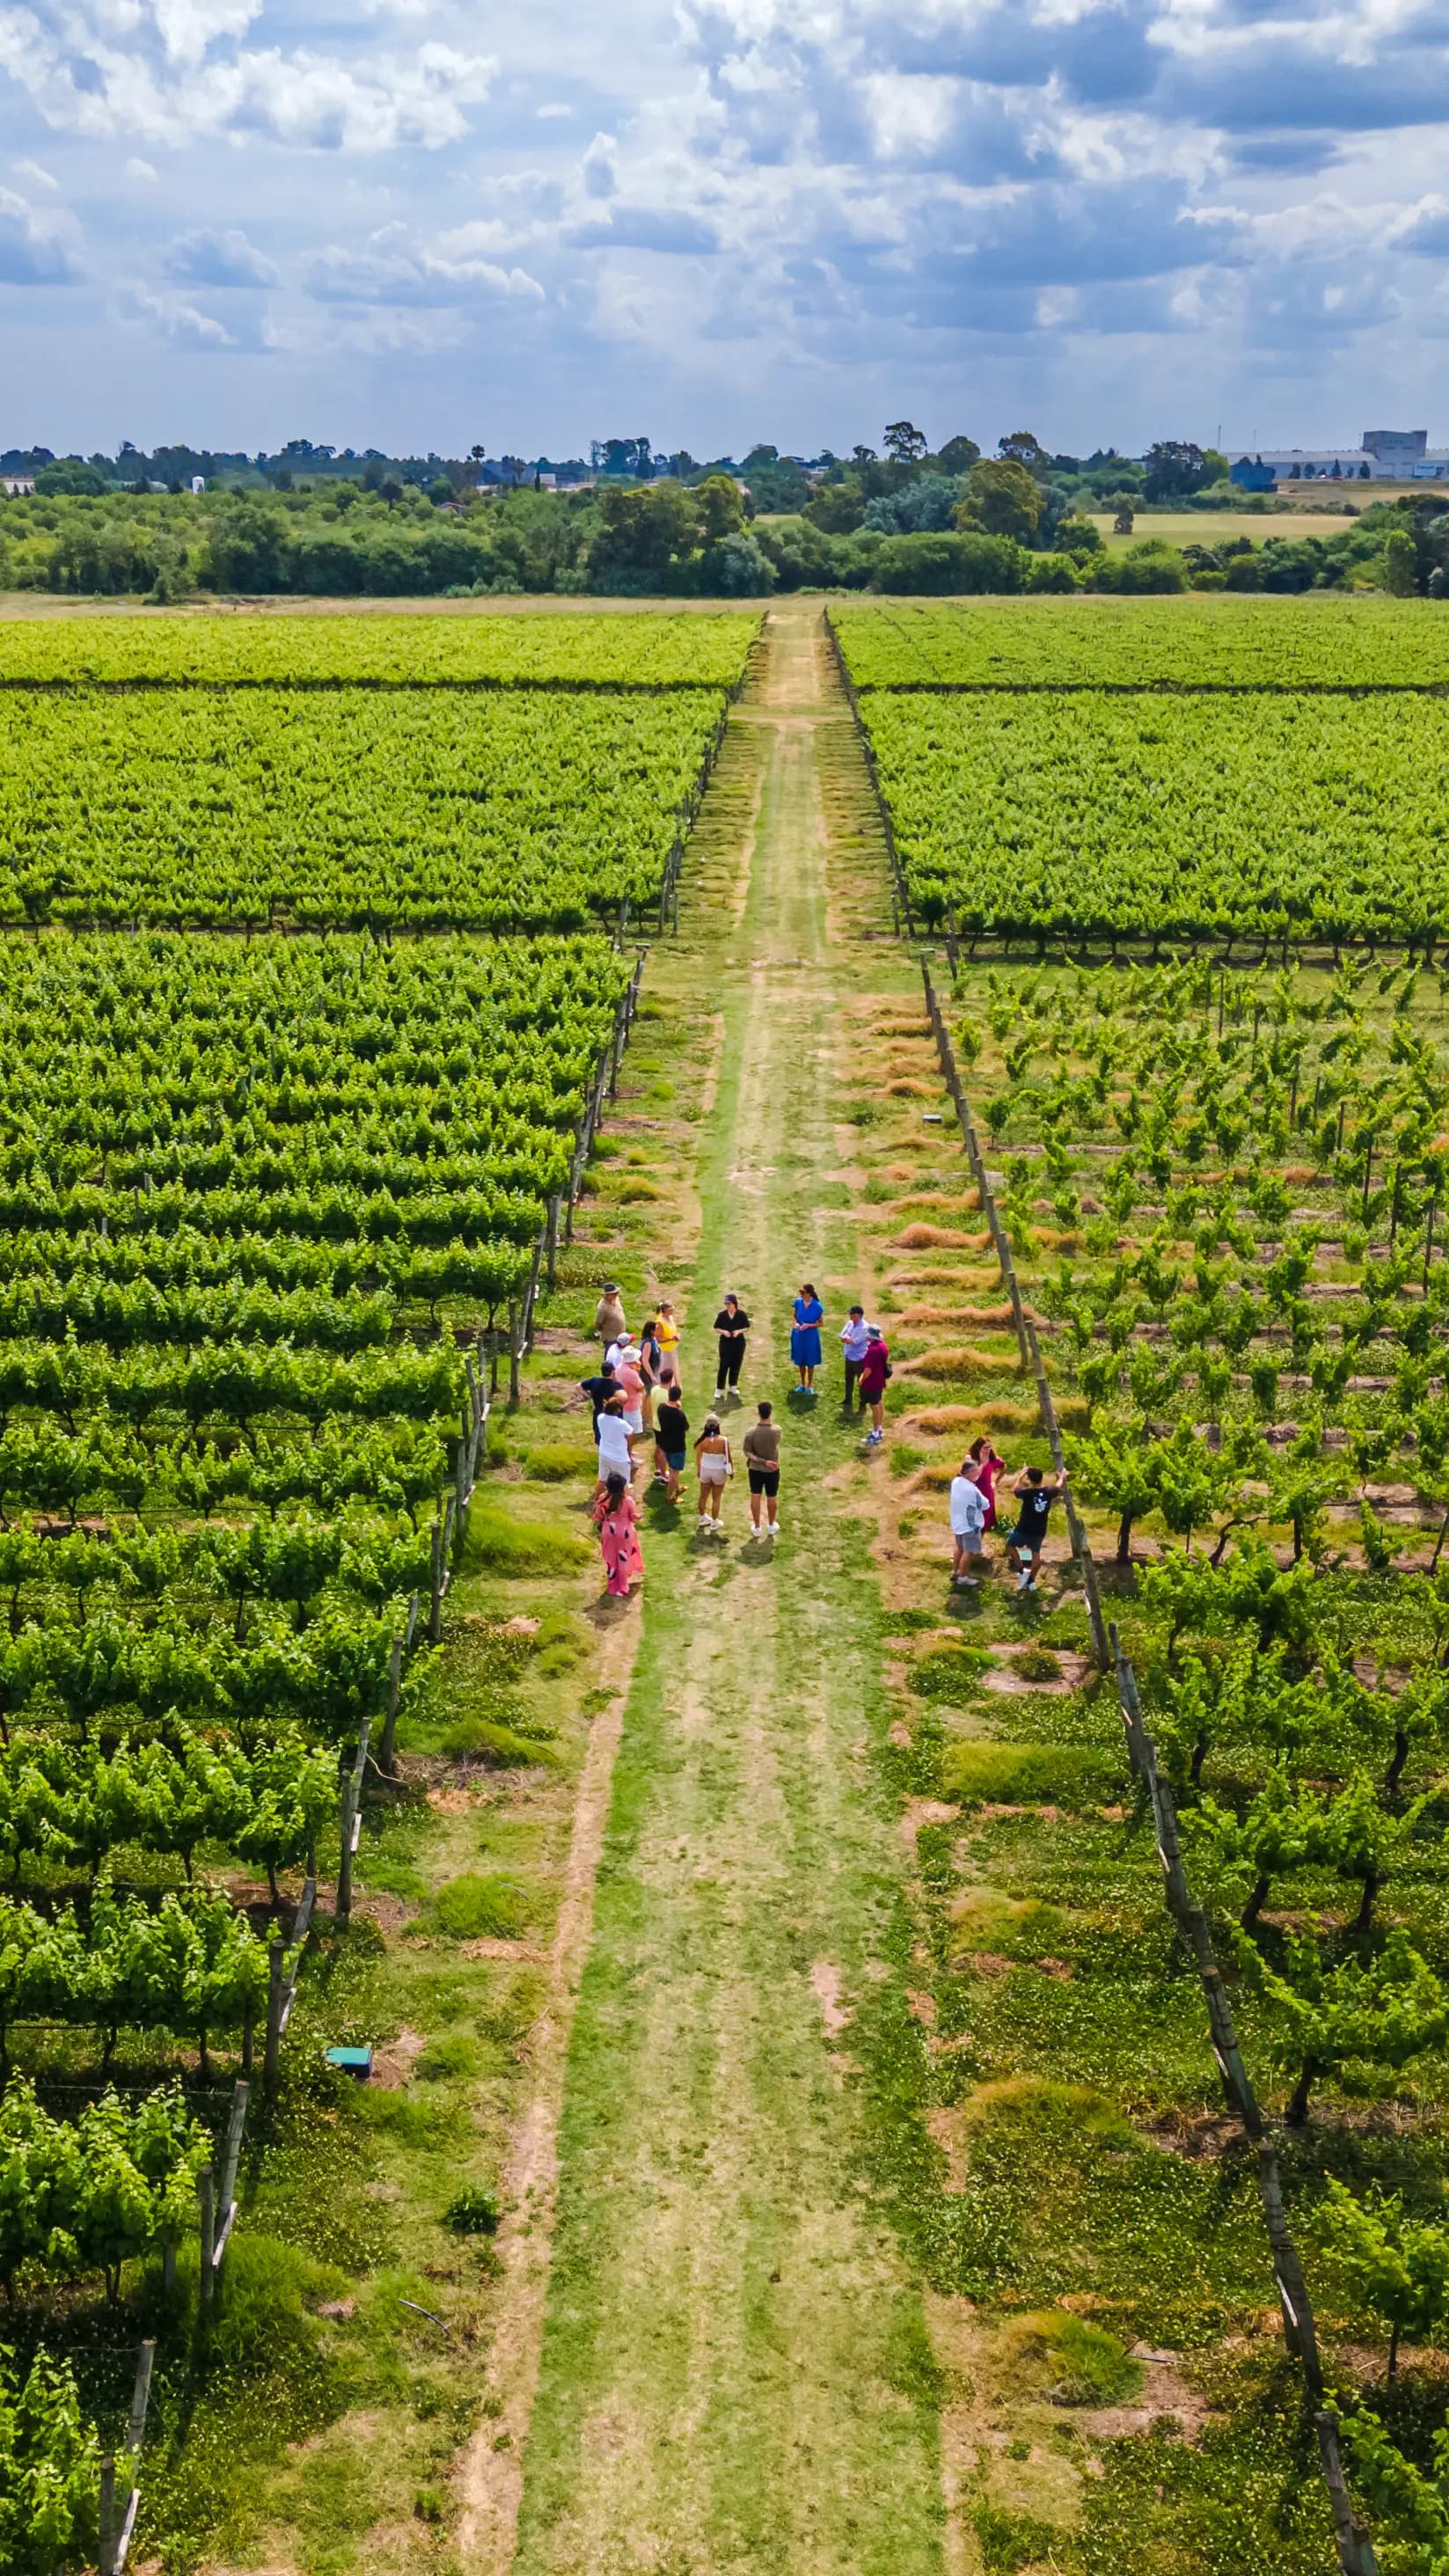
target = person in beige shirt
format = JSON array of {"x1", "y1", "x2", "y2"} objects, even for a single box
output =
[
  {"x1": 742, "y1": 1401, "x2": 782, "y2": 1540},
  {"x1": 593, "y1": 1284, "x2": 626, "y2": 1357}
]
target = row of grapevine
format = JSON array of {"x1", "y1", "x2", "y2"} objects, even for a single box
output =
[
  {"x1": 0, "y1": 913, "x2": 643, "y2": 2556},
  {"x1": 0, "y1": 688, "x2": 735, "y2": 929},
  {"x1": 919, "y1": 948, "x2": 1449, "y2": 2571},
  {"x1": 851, "y1": 690, "x2": 1449, "y2": 948},
  {"x1": 0, "y1": 602, "x2": 684, "y2": 2557},
  {"x1": 0, "y1": 608, "x2": 763, "y2": 690},
  {"x1": 832, "y1": 596, "x2": 1449, "y2": 692}
]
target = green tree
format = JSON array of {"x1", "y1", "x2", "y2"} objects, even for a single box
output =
[
  {"x1": 34, "y1": 461, "x2": 108, "y2": 497},
  {"x1": 1054, "y1": 515, "x2": 1102, "y2": 556},
  {"x1": 1315, "y1": 2179, "x2": 1449, "y2": 2379},
  {"x1": 957, "y1": 459, "x2": 1043, "y2": 542},
  {"x1": 0, "y1": 2348, "x2": 99, "y2": 2576},
  {"x1": 1231, "y1": 1926, "x2": 1449, "y2": 2126},
  {"x1": 1143, "y1": 439, "x2": 1209, "y2": 501},
  {"x1": 1383, "y1": 528, "x2": 1418, "y2": 596},
  {"x1": 588, "y1": 481, "x2": 699, "y2": 589},
  {"x1": 1339, "y1": 2410, "x2": 1449, "y2": 2571},
  {"x1": 805, "y1": 476, "x2": 866, "y2": 535},
  {"x1": 883, "y1": 421, "x2": 928, "y2": 465},
  {"x1": 1075, "y1": 1426, "x2": 1158, "y2": 1562},
  {"x1": 694, "y1": 473, "x2": 743, "y2": 545},
  {"x1": 1184, "y1": 1764, "x2": 1334, "y2": 1928},
  {"x1": 998, "y1": 429, "x2": 1049, "y2": 474},
  {"x1": 935, "y1": 435, "x2": 981, "y2": 475}
]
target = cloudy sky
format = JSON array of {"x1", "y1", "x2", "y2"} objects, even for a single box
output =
[{"x1": 2, "y1": 0, "x2": 1448, "y2": 458}]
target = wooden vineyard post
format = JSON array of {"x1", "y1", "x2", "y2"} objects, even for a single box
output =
[
  {"x1": 337, "y1": 1718, "x2": 370, "y2": 1928},
  {"x1": 545, "y1": 1192, "x2": 560, "y2": 1292},
  {"x1": 378, "y1": 1621, "x2": 407, "y2": 1777},
  {"x1": 337, "y1": 1772, "x2": 357, "y2": 1926},
  {"x1": 213, "y1": 2081, "x2": 249, "y2": 2273},
  {"x1": 1258, "y1": 2141, "x2": 1323, "y2": 2395},
  {"x1": 99, "y1": 2458, "x2": 117, "y2": 2575},
  {"x1": 428, "y1": 1512, "x2": 445, "y2": 1643},
  {"x1": 1316, "y1": 2415, "x2": 1381, "y2": 2576},
  {"x1": 97, "y1": 2337, "x2": 158, "y2": 2573},
  {"x1": 264, "y1": 1937, "x2": 285, "y2": 2096},
  {"x1": 198, "y1": 2168, "x2": 216, "y2": 2317},
  {"x1": 521, "y1": 1232, "x2": 545, "y2": 1355},
  {"x1": 509, "y1": 1300, "x2": 522, "y2": 1404}
]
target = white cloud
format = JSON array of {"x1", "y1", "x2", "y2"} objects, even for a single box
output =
[
  {"x1": 0, "y1": 4, "x2": 496, "y2": 150},
  {"x1": 115, "y1": 279, "x2": 236, "y2": 342},
  {"x1": 1, "y1": 0, "x2": 1448, "y2": 447},
  {"x1": 164, "y1": 222, "x2": 276, "y2": 284},
  {"x1": 304, "y1": 228, "x2": 544, "y2": 303},
  {"x1": 0, "y1": 179, "x2": 78, "y2": 279}
]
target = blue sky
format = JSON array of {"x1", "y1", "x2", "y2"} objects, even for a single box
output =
[{"x1": 2, "y1": 0, "x2": 1447, "y2": 457}]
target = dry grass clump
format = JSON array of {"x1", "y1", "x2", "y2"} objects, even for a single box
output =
[
  {"x1": 899, "y1": 1343, "x2": 1021, "y2": 1379},
  {"x1": 902, "y1": 1304, "x2": 1015, "y2": 1328}
]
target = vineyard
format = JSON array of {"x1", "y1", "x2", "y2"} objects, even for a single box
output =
[
  {"x1": 854, "y1": 692, "x2": 1449, "y2": 948},
  {"x1": 0, "y1": 610, "x2": 762, "y2": 690},
  {"x1": 870, "y1": 940, "x2": 1449, "y2": 2572},
  {"x1": 0, "y1": 605, "x2": 674, "y2": 2572},
  {"x1": 18, "y1": 587, "x2": 1449, "y2": 2576},
  {"x1": 831, "y1": 596, "x2": 1449, "y2": 951},
  {"x1": 831, "y1": 595, "x2": 1449, "y2": 691},
  {"x1": 0, "y1": 688, "x2": 739, "y2": 931}
]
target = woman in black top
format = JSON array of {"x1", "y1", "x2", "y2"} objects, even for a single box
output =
[{"x1": 714, "y1": 1295, "x2": 750, "y2": 1400}]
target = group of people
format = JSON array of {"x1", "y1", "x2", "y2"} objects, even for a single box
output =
[
  {"x1": 577, "y1": 1281, "x2": 1068, "y2": 1604},
  {"x1": 576, "y1": 1279, "x2": 891, "y2": 1596},
  {"x1": 948, "y1": 1444, "x2": 1070, "y2": 1596},
  {"x1": 711, "y1": 1287, "x2": 891, "y2": 1431}
]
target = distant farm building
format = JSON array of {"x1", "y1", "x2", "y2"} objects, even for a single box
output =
[{"x1": 1230, "y1": 431, "x2": 1449, "y2": 491}]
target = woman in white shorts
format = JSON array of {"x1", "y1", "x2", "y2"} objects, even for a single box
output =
[{"x1": 693, "y1": 1415, "x2": 732, "y2": 1535}]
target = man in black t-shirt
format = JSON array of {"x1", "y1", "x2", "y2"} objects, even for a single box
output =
[
  {"x1": 1005, "y1": 1464, "x2": 1069, "y2": 1594},
  {"x1": 576, "y1": 1361, "x2": 618, "y2": 1437},
  {"x1": 714, "y1": 1295, "x2": 750, "y2": 1401},
  {"x1": 654, "y1": 1392, "x2": 691, "y2": 1503}
]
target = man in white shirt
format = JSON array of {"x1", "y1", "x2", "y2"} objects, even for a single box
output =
[
  {"x1": 839, "y1": 1305, "x2": 872, "y2": 1412},
  {"x1": 949, "y1": 1459, "x2": 988, "y2": 1589},
  {"x1": 595, "y1": 1397, "x2": 635, "y2": 1497}
]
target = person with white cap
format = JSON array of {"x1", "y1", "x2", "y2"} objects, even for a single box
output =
[{"x1": 949, "y1": 1458, "x2": 988, "y2": 1588}]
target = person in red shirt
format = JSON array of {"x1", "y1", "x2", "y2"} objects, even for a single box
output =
[
  {"x1": 858, "y1": 1328, "x2": 890, "y2": 1445},
  {"x1": 969, "y1": 1436, "x2": 1005, "y2": 1533}
]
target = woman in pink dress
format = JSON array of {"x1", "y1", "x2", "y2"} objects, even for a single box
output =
[
  {"x1": 595, "y1": 1472, "x2": 644, "y2": 1599},
  {"x1": 970, "y1": 1437, "x2": 1006, "y2": 1533}
]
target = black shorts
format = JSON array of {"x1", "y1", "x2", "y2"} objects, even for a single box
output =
[{"x1": 748, "y1": 1467, "x2": 779, "y2": 1497}]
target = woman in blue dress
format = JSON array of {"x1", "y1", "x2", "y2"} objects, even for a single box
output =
[{"x1": 790, "y1": 1282, "x2": 824, "y2": 1394}]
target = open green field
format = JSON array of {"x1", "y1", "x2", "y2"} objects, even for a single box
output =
[{"x1": 1087, "y1": 506, "x2": 1365, "y2": 550}]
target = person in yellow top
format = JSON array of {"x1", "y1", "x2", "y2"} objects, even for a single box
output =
[{"x1": 655, "y1": 1300, "x2": 681, "y2": 1387}]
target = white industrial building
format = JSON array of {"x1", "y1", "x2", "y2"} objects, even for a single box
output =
[{"x1": 1230, "y1": 430, "x2": 1449, "y2": 488}]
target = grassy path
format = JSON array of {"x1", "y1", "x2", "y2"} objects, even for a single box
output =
[{"x1": 506, "y1": 606, "x2": 945, "y2": 2575}]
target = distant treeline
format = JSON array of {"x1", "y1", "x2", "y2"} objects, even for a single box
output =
[{"x1": 3, "y1": 450, "x2": 1447, "y2": 603}]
